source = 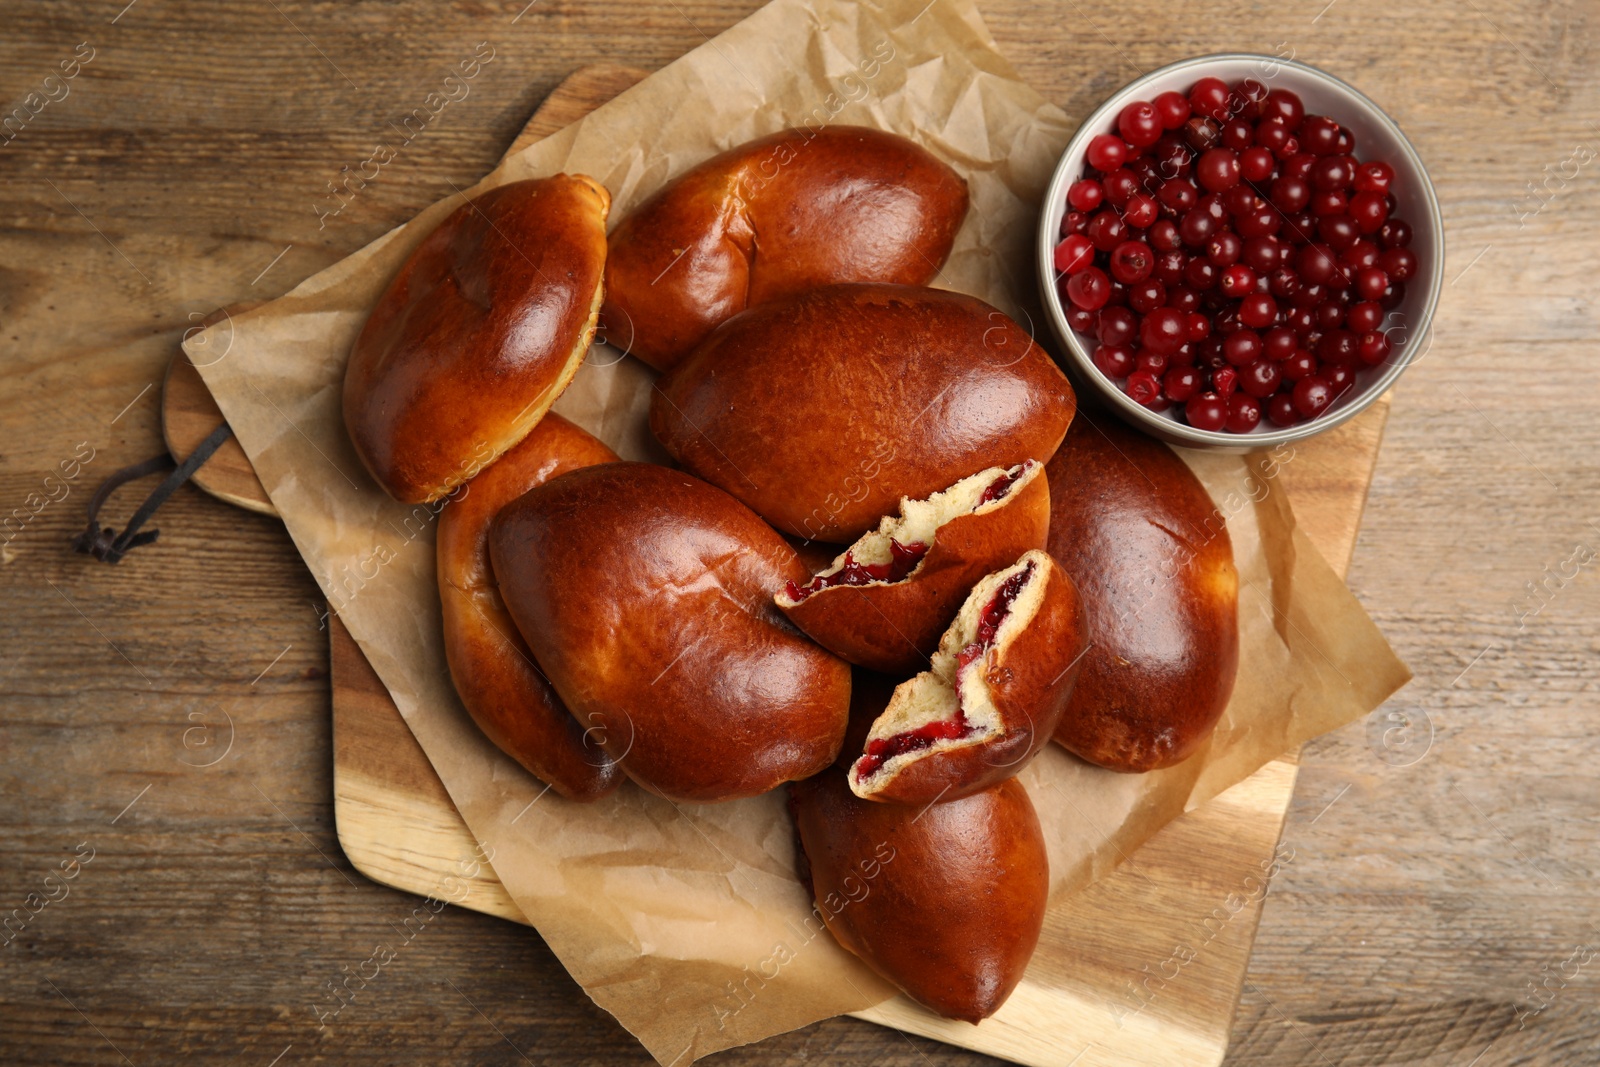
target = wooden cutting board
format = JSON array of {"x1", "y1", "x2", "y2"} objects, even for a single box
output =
[{"x1": 167, "y1": 64, "x2": 1392, "y2": 1067}]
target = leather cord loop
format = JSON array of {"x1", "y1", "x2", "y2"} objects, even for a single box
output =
[{"x1": 71, "y1": 421, "x2": 236, "y2": 564}]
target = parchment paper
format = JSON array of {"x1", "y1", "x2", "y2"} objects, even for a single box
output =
[{"x1": 190, "y1": 0, "x2": 1410, "y2": 1061}]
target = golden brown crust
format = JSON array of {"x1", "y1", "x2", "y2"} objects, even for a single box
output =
[
  {"x1": 601, "y1": 126, "x2": 969, "y2": 371},
  {"x1": 488, "y1": 462, "x2": 852, "y2": 803},
  {"x1": 344, "y1": 175, "x2": 610, "y2": 503},
  {"x1": 651, "y1": 283, "x2": 1076, "y2": 542},
  {"x1": 778, "y1": 465, "x2": 1050, "y2": 675},
  {"x1": 436, "y1": 414, "x2": 621, "y2": 802},
  {"x1": 789, "y1": 770, "x2": 1048, "y2": 1023},
  {"x1": 1045, "y1": 413, "x2": 1240, "y2": 772},
  {"x1": 848, "y1": 551, "x2": 1088, "y2": 804}
]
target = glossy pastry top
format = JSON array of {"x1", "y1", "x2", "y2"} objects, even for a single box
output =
[
  {"x1": 344, "y1": 174, "x2": 609, "y2": 503},
  {"x1": 436, "y1": 414, "x2": 621, "y2": 800},
  {"x1": 488, "y1": 462, "x2": 852, "y2": 802},
  {"x1": 790, "y1": 770, "x2": 1048, "y2": 1023},
  {"x1": 602, "y1": 126, "x2": 969, "y2": 370},
  {"x1": 1045, "y1": 412, "x2": 1239, "y2": 771},
  {"x1": 651, "y1": 283, "x2": 1076, "y2": 542}
]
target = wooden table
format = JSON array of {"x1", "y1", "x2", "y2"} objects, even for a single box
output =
[{"x1": 2, "y1": 3, "x2": 1595, "y2": 1065}]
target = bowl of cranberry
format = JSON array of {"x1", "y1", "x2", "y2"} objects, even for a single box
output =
[{"x1": 1037, "y1": 54, "x2": 1442, "y2": 447}]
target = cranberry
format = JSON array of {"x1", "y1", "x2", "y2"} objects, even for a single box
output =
[
  {"x1": 1154, "y1": 248, "x2": 1188, "y2": 286},
  {"x1": 1223, "y1": 329, "x2": 1263, "y2": 365},
  {"x1": 1267, "y1": 392, "x2": 1300, "y2": 426},
  {"x1": 1274, "y1": 135, "x2": 1302, "y2": 161},
  {"x1": 1341, "y1": 239, "x2": 1381, "y2": 272},
  {"x1": 1311, "y1": 154, "x2": 1355, "y2": 192},
  {"x1": 1164, "y1": 365, "x2": 1203, "y2": 401},
  {"x1": 1093, "y1": 343, "x2": 1136, "y2": 378},
  {"x1": 1243, "y1": 236, "x2": 1285, "y2": 273},
  {"x1": 1152, "y1": 90, "x2": 1192, "y2": 130},
  {"x1": 1240, "y1": 146, "x2": 1275, "y2": 183},
  {"x1": 1086, "y1": 134, "x2": 1128, "y2": 172},
  {"x1": 1254, "y1": 118, "x2": 1293, "y2": 155},
  {"x1": 1379, "y1": 246, "x2": 1418, "y2": 281},
  {"x1": 1317, "y1": 214, "x2": 1360, "y2": 251},
  {"x1": 1149, "y1": 218, "x2": 1183, "y2": 251},
  {"x1": 1135, "y1": 350, "x2": 1170, "y2": 377},
  {"x1": 1282, "y1": 211, "x2": 1318, "y2": 244},
  {"x1": 1088, "y1": 211, "x2": 1129, "y2": 251},
  {"x1": 1054, "y1": 234, "x2": 1095, "y2": 274},
  {"x1": 1097, "y1": 305, "x2": 1138, "y2": 346},
  {"x1": 1263, "y1": 326, "x2": 1298, "y2": 361},
  {"x1": 1226, "y1": 393, "x2": 1262, "y2": 433},
  {"x1": 1355, "y1": 161, "x2": 1394, "y2": 194},
  {"x1": 1313, "y1": 299, "x2": 1346, "y2": 331},
  {"x1": 1062, "y1": 209, "x2": 1090, "y2": 235},
  {"x1": 1293, "y1": 376, "x2": 1335, "y2": 418},
  {"x1": 1235, "y1": 205, "x2": 1282, "y2": 240},
  {"x1": 1066, "y1": 266, "x2": 1111, "y2": 310},
  {"x1": 1221, "y1": 119, "x2": 1255, "y2": 152},
  {"x1": 1379, "y1": 278, "x2": 1407, "y2": 310},
  {"x1": 1068, "y1": 179, "x2": 1104, "y2": 212},
  {"x1": 1179, "y1": 208, "x2": 1218, "y2": 247},
  {"x1": 1197, "y1": 148, "x2": 1241, "y2": 192},
  {"x1": 1213, "y1": 365, "x2": 1239, "y2": 396},
  {"x1": 1349, "y1": 190, "x2": 1389, "y2": 234},
  {"x1": 1151, "y1": 134, "x2": 1194, "y2": 180},
  {"x1": 1347, "y1": 301, "x2": 1383, "y2": 333},
  {"x1": 1282, "y1": 349, "x2": 1318, "y2": 381},
  {"x1": 1158, "y1": 177, "x2": 1200, "y2": 214},
  {"x1": 1183, "y1": 115, "x2": 1222, "y2": 151},
  {"x1": 1325, "y1": 362, "x2": 1356, "y2": 397},
  {"x1": 1141, "y1": 307, "x2": 1187, "y2": 355},
  {"x1": 1318, "y1": 329, "x2": 1359, "y2": 364},
  {"x1": 1172, "y1": 341, "x2": 1195, "y2": 365},
  {"x1": 1335, "y1": 126, "x2": 1355, "y2": 154},
  {"x1": 1238, "y1": 292, "x2": 1278, "y2": 329},
  {"x1": 1222, "y1": 184, "x2": 1259, "y2": 217},
  {"x1": 1196, "y1": 335, "x2": 1226, "y2": 367},
  {"x1": 1124, "y1": 193, "x2": 1159, "y2": 228},
  {"x1": 1242, "y1": 358, "x2": 1283, "y2": 397},
  {"x1": 1358, "y1": 329, "x2": 1392, "y2": 364},
  {"x1": 1128, "y1": 280, "x2": 1167, "y2": 313},
  {"x1": 1126, "y1": 370, "x2": 1164, "y2": 406},
  {"x1": 1205, "y1": 231, "x2": 1243, "y2": 266},
  {"x1": 1185, "y1": 392, "x2": 1228, "y2": 431},
  {"x1": 1270, "y1": 267, "x2": 1303, "y2": 300},
  {"x1": 1189, "y1": 77, "x2": 1231, "y2": 121},
  {"x1": 1354, "y1": 266, "x2": 1389, "y2": 301},
  {"x1": 1219, "y1": 263, "x2": 1257, "y2": 297},
  {"x1": 1118, "y1": 101, "x2": 1163, "y2": 148},
  {"x1": 1379, "y1": 218, "x2": 1413, "y2": 248},
  {"x1": 1298, "y1": 243, "x2": 1340, "y2": 286},
  {"x1": 1281, "y1": 152, "x2": 1317, "y2": 180},
  {"x1": 1186, "y1": 310, "x2": 1211, "y2": 340},
  {"x1": 1106, "y1": 280, "x2": 1129, "y2": 307},
  {"x1": 1261, "y1": 88, "x2": 1304, "y2": 130},
  {"x1": 1110, "y1": 240, "x2": 1156, "y2": 283},
  {"x1": 1103, "y1": 168, "x2": 1140, "y2": 208},
  {"x1": 1169, "y1": 285, "x2": 1201, "y2": 313},
  {"x1": 1310, "y1": 190, "x2": 1349, "y2": 217},
  {"x1": 1066, "y1": 304, "x2": 1097, "y2": 334},
  {"x1": 1300, "y1": 115, "x2": 1341, "y2": 155},
  {"x1": 1232, "y1": 78, "x2": 1269, "y2": 116}
]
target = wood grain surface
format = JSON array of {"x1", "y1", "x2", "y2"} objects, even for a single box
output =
[{"x1": 2, "y1": 3, "x2": 1596, "y2": 1066}]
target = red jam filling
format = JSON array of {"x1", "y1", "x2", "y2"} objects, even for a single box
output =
[
  {"x1": 978, "y1": 461, "x2": 1032, "y2": 505},
  {"x1": 784, "y1": 537, "x2": 928, "y2": 602},
  {"x1": 855, "y1": 562, "x2": 1036, "y2": 780}
]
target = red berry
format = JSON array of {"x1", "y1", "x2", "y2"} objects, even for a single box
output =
[
  {"x1": 1067, "y1": 178, "x2": 1104, "y2": 212},
  {"x1": 1254, "y1": 118, "x2": 1293, "y2": 155},
  {"x1": 1061, "y1": 209, "x2": 1090, "y2": 236},
  {"x1": 1054, "y1": 234, "x2": 1095, "y2": 274},
  {"x1": 1325, "y1": 363, "x2": 1356, "y2": 396},
  {"x1": 1270, "y1": 175, "x2": 1310, "y2": 213},
  {"x1": 1123, "y1": 193, "x2": 1159, "y2": 228},
  {"x1": 1317, "y1": 214, "x2": 1359, "y2": 251},
  {"x1": 1086, "y1": 134, "x2": 1128, "y2": 172},
  {"x1": 1219, "y1": 263, "x2": 1257, "y2": 297},
  {"x1": 1293, "y1": 376, "x2": 1335, "y2": 418},
  {"x1": 1168, "y1": 285, "x2": 1201, "y2": 313},
  {"x1": 1241, "y1": 358, "x2": 1283, "y2": 398},
  {"x1": 1347, "y1": 301, "x2": 1383, "y2": 334},
  {"x1": 1298, "y1": 243, "x2": 1339, "y2": 286},
  {"x1": 1355, "y1": 161, "x2": 1394, "y2": 194},
  {"x1": 1189, "y1": 77, "x2": 1231, "y2": 121},
  {"x1": 1154, "y1": 249, "x2": 1188, "y2": 286},
  {"x1": 1184, "y1": 256, "x2": 1217, "y2": 290},
  {"x1": 1164, "y1": 365, "x2": 1203, "y2": 402},
  {"x1": 1300, "y1": 115, "x2": 1341, "y2": 155},
  {"x1": 1128, "y1": 280, "x2": 1167, "y2": 314},
  {"x1": 1110, "y1": 240, "x2": 1156, "y2": 283},
  {"x1": 1141, "y1": 307, "x2": 1187, "y2": 355},
  {"x1": 1238, "y1": 292, "x2": 1278, "y2": 329},
  {"x1": 1261, "y1": 89, "x2": 1304, "y2": 130},
  {"x1": 1240, "y1": 146, "x2": 1276, "y2": 183},
  {"x1": 1357, "y1": 329, "x2": 1392, "y2": 365},
  {"x1": 1093, "y1": 343, "x2": 1136, "y2": 378},
  {"x1": 1197, "y1": 148, "x2": 1241, "y2": 192},
  {"x1": 1103, "y1": 168, "x2": 1140, "y2": 208},
  {"x1": 1088, "y1": 211, "x2": 1130, "y2": 251},
  {"x1": 1349, "y1": 190, "x2": 1389, "y2": 234},
  {"x1": 1213, "y1": 366, "x2": 1239, "y2": 397},
  {"x1": 1185, "y1": 392, "x2": 1228, "y2": 431},
  {"x1": 1267, "y1": 392, "x2": 1300, "y2": 426},
  {"x1": 1379, "y1": 218, "x2": 1413, "y2": 248},
  {"x1": 1379, "y1": 246, "x2": 1418, "y2": 281},
  {"x1": 1282, "y1": 349, "x2": 1318, "y2": 381},
  {"x1": 1126, "y1": 369, "x2": 1164, "y2": 406},
  {"x1": 1067, "y1": 266, "x2": 1111, "y2": 310},
  {"x1": 1223, "y1": 329, "x2": 1263, "y2": 365},
  {"x1": 1205, "y1": 231, "x2": 1243, "y2": 266},
  {"x1": 1065, "y1": 304, "x2": 1097, "y2": 333},
  {"x1": 1097, "y1": 305, "x2": 1138, "y2": 346},
  {"x1": 1186, "y1": 311, "x2": 1212, "y2": 341},
  {"x1": 1263, "y1": 326, "x2": 1298, "y2": 361},
  {"x1": 1153, "y1": 90, "x2": 1191, "y2": 129},
  {"x1": 1221, "y1": 120, "x2": 1254, "y2": 153},
  {"x1": 1149, "y1": 218, "x2": 1182, "y2": 251},
  {"x1": 1355, "y1": 267, "x2": 1390, "y2": 301},
  {"x1": 1226, "y1": 393, "x2": 1262, "y2": 433},
  {"x1": 1318, "y1": 329, "x2": 1359, "y2": 365},
  {"x1": 1119, "y1": 101, "x2": 1163, "y2": 149}
]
